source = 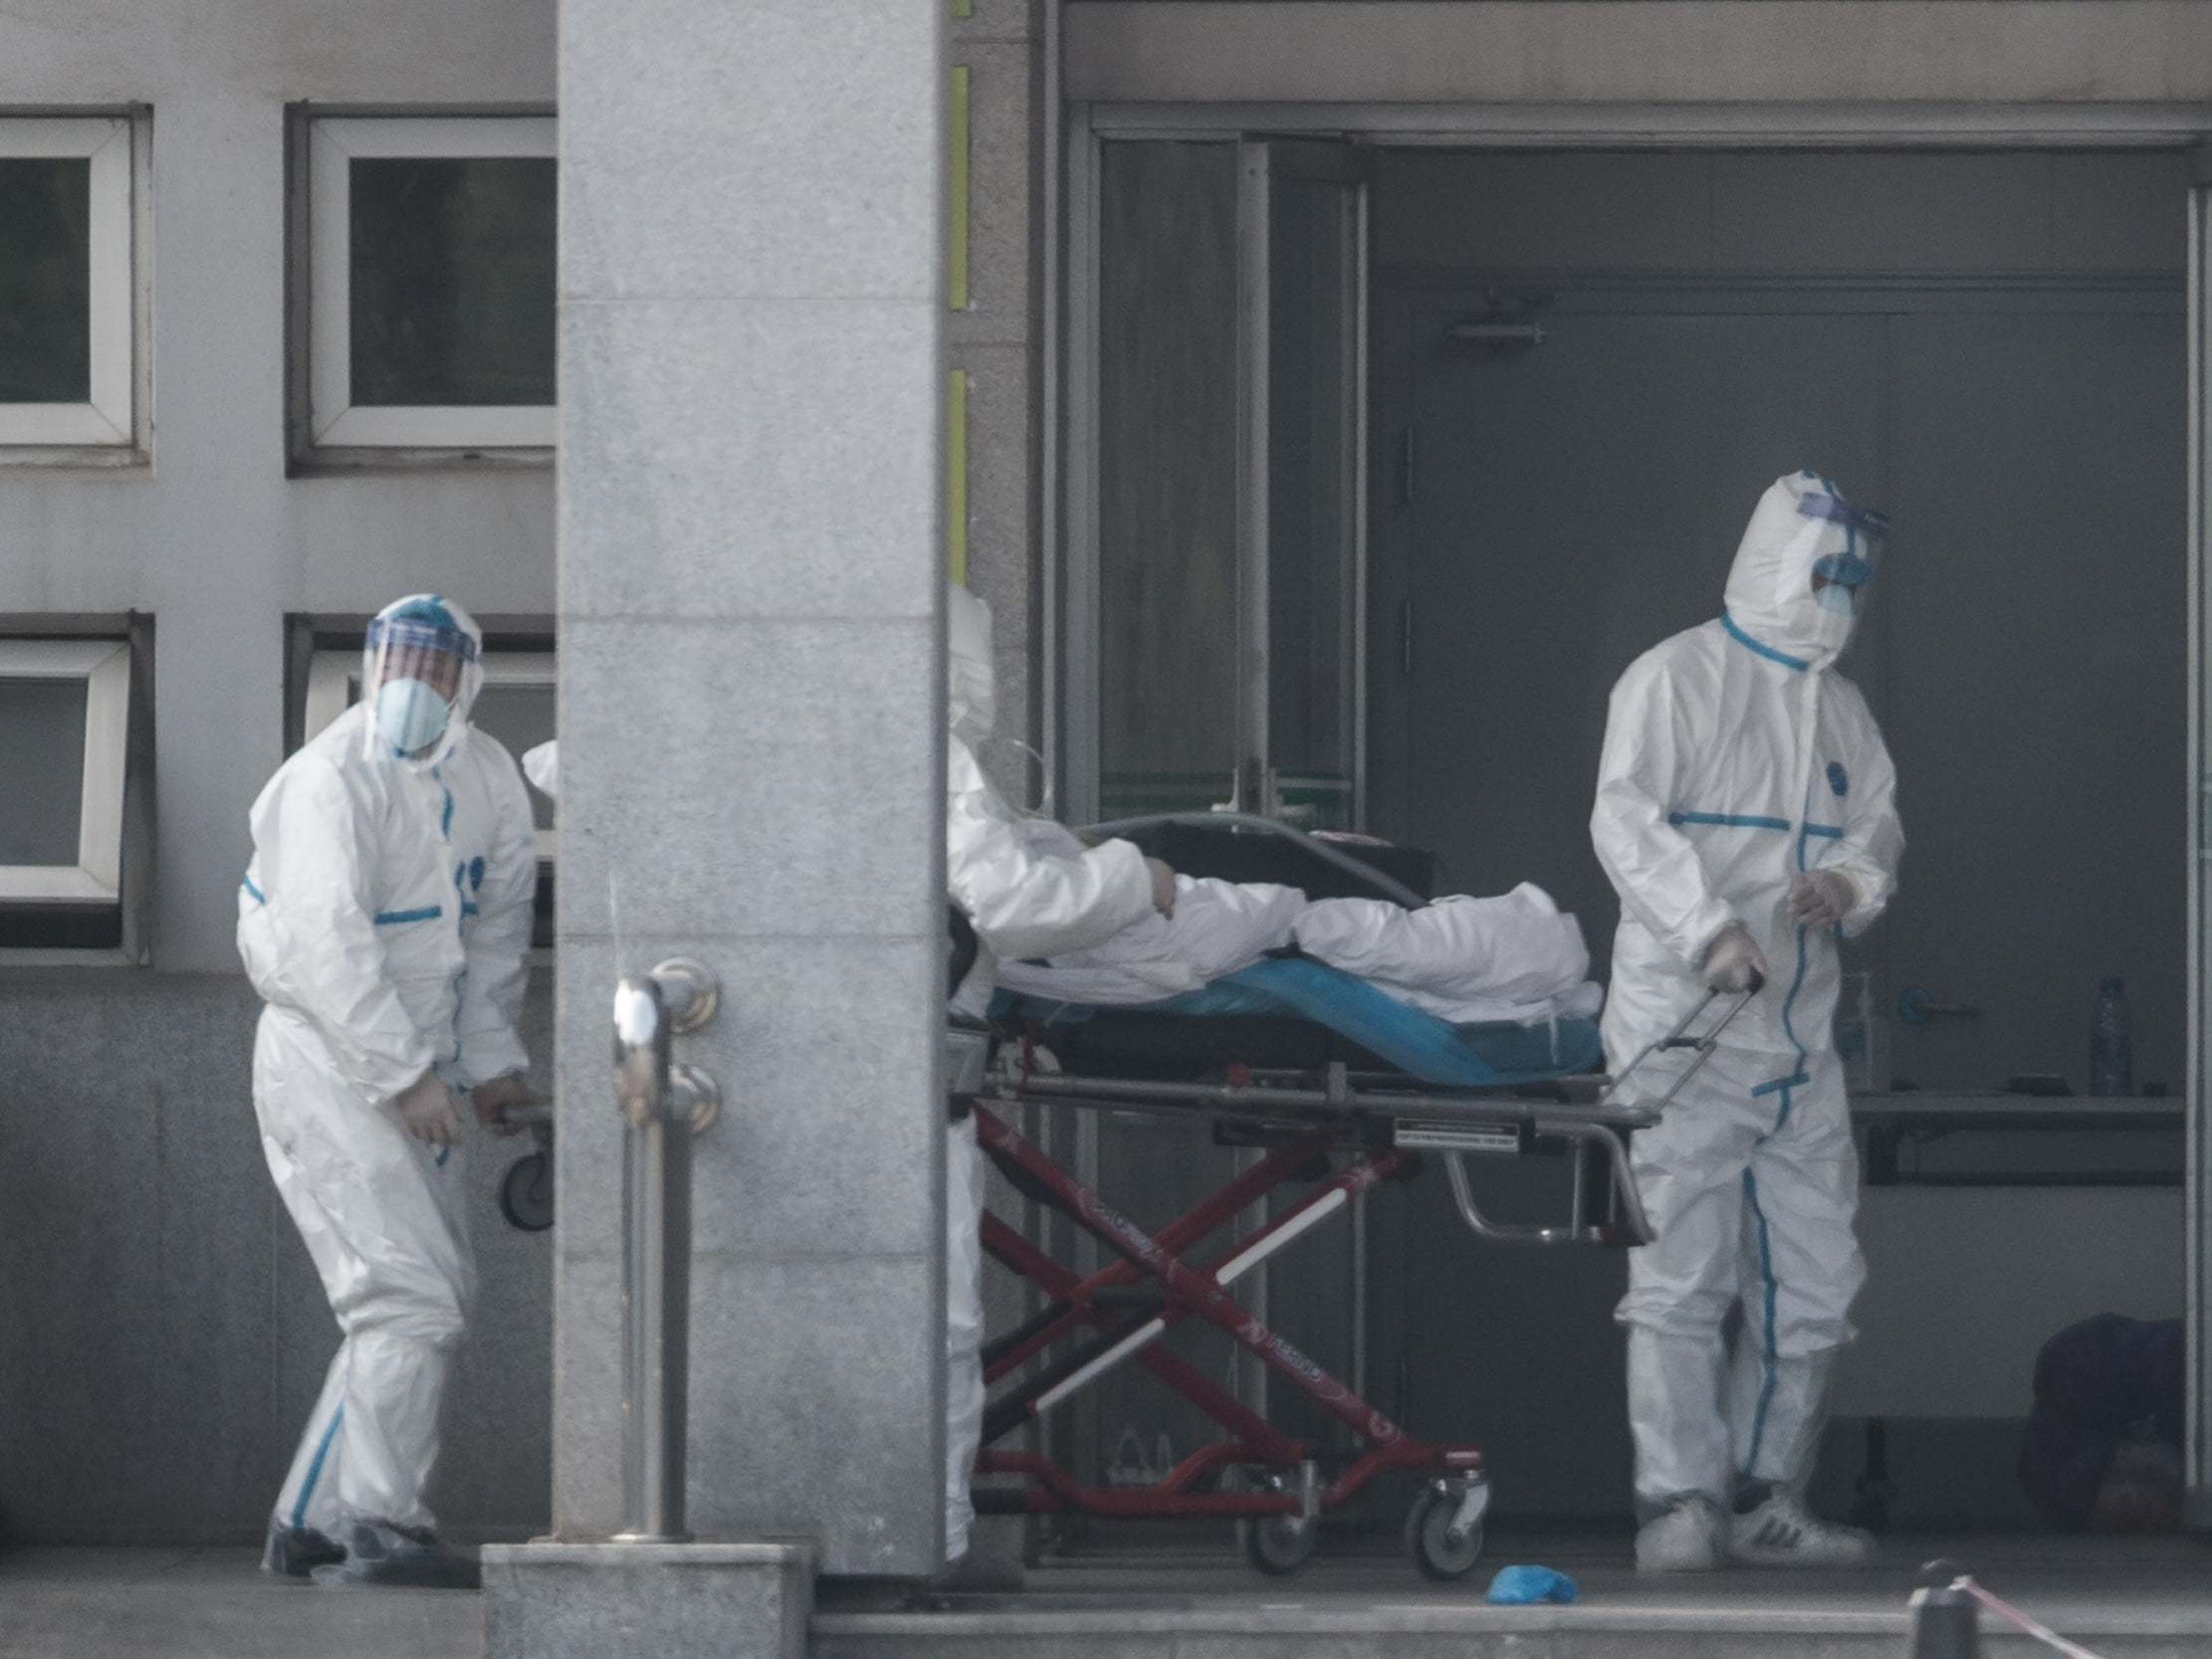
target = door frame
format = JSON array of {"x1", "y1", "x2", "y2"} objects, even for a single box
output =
[
  {"x1": 1056, "y1": 97, "x2": 2212, "y2": 1520},
  {"x1": 1235, "y1": 137, "x2": 1368, "y2": 826}
]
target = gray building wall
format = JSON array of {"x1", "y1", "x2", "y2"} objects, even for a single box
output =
[
  {"x1": 1065, "y1": 0, "x2": 2212, "y2": 105},
  {"x1": 0, "y1": 974, "x2": 553, "y2": 1543},
  {"x1": 0, "y1": 0, "x2": 557, "y2": 1542}
]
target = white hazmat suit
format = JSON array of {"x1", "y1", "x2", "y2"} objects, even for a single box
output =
[
  {"x1": 239, "y1": 596, "x2": 538, "y2": 1566},
  {"x1": 1592, "y1": 474, "x2": 1903, "y2": 1563},
  {"x1": 942, "y1": 584, "x2": 1159, "y2": 1565}
]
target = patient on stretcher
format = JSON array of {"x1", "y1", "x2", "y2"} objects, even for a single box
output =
[
  {"x1": 995, "y1": 874, "x2": 1603, "y2": 1029},
  {"x1": 946, "y1": 587, "x2": 1600, "y2": 1036}
]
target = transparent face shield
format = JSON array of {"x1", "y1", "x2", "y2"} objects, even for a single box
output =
[
  {"x1": 1795, "y1": 487, "x2": 1888, "y2": 638},
  {"x1": 361, "y1": 612, "x2": 483, "y2": 764}
]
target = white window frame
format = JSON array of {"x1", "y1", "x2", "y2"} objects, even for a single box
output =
[
  {"x1": 306, "y1": 647, "x2": 557, "y2": 860},
  {"x1": 0, "y1": 639, "x2": 130, "y2": 902},
  {"x1": 307, "y1": 115, "x2": 556, "y2": 450},
  {"x1": 0, "y1": 116, "x2": 138, "y2": 451}
]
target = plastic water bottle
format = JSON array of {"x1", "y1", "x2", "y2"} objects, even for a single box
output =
[{"x1": 2090, "y1": 976, "x2": 2133, "y2": 1098}]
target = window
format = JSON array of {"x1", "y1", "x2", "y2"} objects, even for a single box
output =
[
  {"x1": 301, "y1": 638, "x2": 556, "y2": 947},
  {"x1": 0, "y1": 115, "x2": 146, "y2": 459},
  {"x1": 299, "y1": 115, "x2": 555, "y2": 459},
  {"x1": 0, "y1": 635, "x2": 146, "y2": 954}
]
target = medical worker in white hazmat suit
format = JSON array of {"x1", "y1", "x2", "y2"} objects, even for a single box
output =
[
  {"x1": 941, "y1": 583, "x2": 1175, "y2": 1586},
  {"x1": 1592, "y1": 474, "x2": 1904, "y2": 1572},
  {"x1": 240, "y1": 595, "x2": 539, "y2": 1587}
]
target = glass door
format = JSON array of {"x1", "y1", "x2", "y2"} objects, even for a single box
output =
[
  {"x1": 1237, "y1": 139, "x2": 1367, "y2": 829},
  {"x1": 2188, "y1": 143, "x2": 2212, "y2": 1523},
  {"x1": 1081, "y1": 136, "x2": 1366, "y2": 828}
]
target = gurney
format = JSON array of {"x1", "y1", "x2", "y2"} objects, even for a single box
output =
[{"x1": 954, "y1": 814, "x2": 1744, "y2": 1579}]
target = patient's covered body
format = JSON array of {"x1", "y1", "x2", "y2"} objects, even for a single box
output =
[
  {"x1": 993, "y1": 847, "x2": 1601, "y2": 1029},
  {"x1": 992, "y1": 867, "x2": 1307, "y2": 1005},
  {"x1": 1296, "y1": 886, "x2": 1602, "y2": 1026}
]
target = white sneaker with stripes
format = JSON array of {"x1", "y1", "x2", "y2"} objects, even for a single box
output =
[{"x1": 1729, "y1": 1493, "x2": 1875, "y2": 1567}]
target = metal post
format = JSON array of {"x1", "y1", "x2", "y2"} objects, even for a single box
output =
[
  {"x1": 1906, "y1": 1561, "x2": 1981, "y2": 1659},
  {"x1": 611, "y1": 958, "x2": 721, "y2": 1545}
]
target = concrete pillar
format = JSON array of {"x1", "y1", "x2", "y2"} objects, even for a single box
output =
[
  {"x1": 949, "y1": 0, "x2": 1043, "y2": 768},
  {"x1": 948, "y1": 0, "x2": 1049, "y2": 1561},
  {"x1": 487, "y1": 1, "x2": 949, "y2": 1643}
]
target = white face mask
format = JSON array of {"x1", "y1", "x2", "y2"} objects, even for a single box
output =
[{"x1": 373, "y1": 676, "x2": 453, "y2": 756}]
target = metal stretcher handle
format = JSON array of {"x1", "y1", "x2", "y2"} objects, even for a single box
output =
[
  {"x1": 1602, "y1": 986, "x2": 1759, "y2": 1118},
  {"x1": 1079, "y1": 810, "x2": 1430, "y2": 911},
  {"x1": 1439, "y1": 1122, "x2": 1655, "y2": 1248},
  {"x1": 1433, "y1": 987, "x2": 1756, "y2": 1250}
]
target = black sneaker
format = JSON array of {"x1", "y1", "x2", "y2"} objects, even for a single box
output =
[
  {"x1": 309, "y1": 1519, "x2": 480, "y2": 1589},
  {"x1": 263, "y1": 1521, "x2": 347, "y2": 1578}
]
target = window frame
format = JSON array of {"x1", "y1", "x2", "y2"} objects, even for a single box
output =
[
  {"x1": 304, "y1": 646, "x2": 558, "y2": 863},
  {"x1": 302, "y1": 113, "x2": 557, "y2": 457},
  {"x1": 0, "y1": 637, "x2": 131, "y2": 902},
  {"x1": 0, "y1": 113, "x2": 147, "y2": 462}
]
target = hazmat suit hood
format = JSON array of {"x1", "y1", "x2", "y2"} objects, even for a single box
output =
[
  {"x1": 947, "y1": 583, "x2": 995, "y2": 745},
  {"x1": 1721, "y1": 472, "x2": 1888, "y2": 671},
  {"x1": 361, "y1": 593, "x2": 486, "y2": 771}
]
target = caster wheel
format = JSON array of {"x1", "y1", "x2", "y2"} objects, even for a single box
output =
[
  {"x1": 1405, "y1": 1482, "x2": 1487, "y2": 1581},
  {"x1": 1227, "y1": 1470, "x2": 1320, "y2": 1575},
  {"x1": 1238, "y1": 1508, "x2": 1320, "y2": 1575},
  {"x1": 499, "y1": 1150, "x2": 554, "y2": 1232}
]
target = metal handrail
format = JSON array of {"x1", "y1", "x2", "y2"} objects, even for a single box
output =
[{"x1": 610, "y1": 958, "x2": 721, "y2": 1545}]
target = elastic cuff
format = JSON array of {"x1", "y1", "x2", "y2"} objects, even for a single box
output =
[{"x1": 1692, "y1": 920, "x2": 1743, "y2": 971}]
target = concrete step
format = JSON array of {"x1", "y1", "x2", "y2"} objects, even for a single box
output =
[
  {"x1": 814, "y1": 1542, "x2": 2212, "y2": 1659},
  {"x1": 816, "y1": 1603, "x2": 2212, "y2": 1659}
]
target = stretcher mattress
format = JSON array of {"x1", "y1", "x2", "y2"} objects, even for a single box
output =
[{"x1": 995, "y1": 956, "x2": 1603, "y2": 1090}]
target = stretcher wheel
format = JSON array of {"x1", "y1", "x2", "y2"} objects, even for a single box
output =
[
  {"x1": 1224, "y1": 1468, "x2": 1320, "y2": 1575},
  {"x1": 1238, "y1": 1509, "x2": 1319, "y2": 1575},
  {"x1": 499, "y1": 1150, "x2": 554, "y2": 1232},
  {"x1": 1405, "y1": 1484, "x2": 1486, "y2": 1581}
]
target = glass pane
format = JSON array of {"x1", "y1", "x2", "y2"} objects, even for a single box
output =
[
  {"x1": 349, "y1": 156, "x2": 555, "y2": 407},
  {"x1": 1097, "y1": 141, "x2": 1240, "y2": 817},
  {"x1": 470, "y1": 682, "x2": 555, "y2": 832},
  {"x1": 0, "y1": 677, "x2": 88, "y2": 863},
  {"x1": 1266, "y1": 169, "x2": 1358, "y2": 830},
  {"x1": 0, "y1": 158, "x2": 92, "y2": 404}
]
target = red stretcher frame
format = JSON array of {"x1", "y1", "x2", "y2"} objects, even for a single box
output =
[{"x1": 959, "y1": 990, "x2": 1749, "y2": 1572}]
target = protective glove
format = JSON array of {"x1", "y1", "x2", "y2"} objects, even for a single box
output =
[
  {"x1": 1701, "y1": 923, "x2": 1769, "y2": 995},
  {"x1": 471, "y1": 1072, "x2": 532, "y2": 1137},
  {"x1": 1789, "y1": 870, "x2": 1857, "y2": 930},
  {"x1": 1146, "y1": 858, "x2": 1179, "y2": 920},
  {"x1": 391, "y1": 1070, "x2": 463, "y2": 1147}
]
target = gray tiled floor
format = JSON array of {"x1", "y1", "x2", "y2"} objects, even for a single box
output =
[
  {"x1": 0, "y1": 1548, "x2": 483, "y2": 1659},
  {"x1": 9, "y1": 1534, "x2": 2212, "y2": 1659}
]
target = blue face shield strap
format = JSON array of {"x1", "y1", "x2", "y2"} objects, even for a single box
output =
[{"x1": 1796, "y1": 490, "x2": 1890, "y2": 541}]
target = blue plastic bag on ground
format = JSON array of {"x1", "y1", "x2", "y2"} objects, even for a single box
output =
[{"x1": 1486, "y1": 1563, "x2": 1579, "y2": 1605}]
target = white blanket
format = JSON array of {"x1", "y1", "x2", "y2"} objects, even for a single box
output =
[
  {"x1": 992, "y1": 876, "x2": 1306, "y2": 1006},
  {"x1": 1294, "y1": 884, "x2": 1598, "y2": 1026},
  {"x1": 995, "y1": 871, "x2": 1602, "y2": 1029}
]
